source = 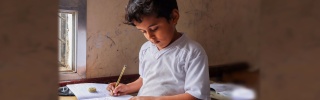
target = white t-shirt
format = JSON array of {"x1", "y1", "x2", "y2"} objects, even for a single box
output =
[{"x1": 137, "y1": 33, "x2": 210, "y2": 100}]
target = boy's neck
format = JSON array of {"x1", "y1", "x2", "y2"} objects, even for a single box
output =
[
  {"x1": 157, "y1": 31, "x2": 182, "y2": 50},
  {"x1": 171, "y1": 31, "x2": 182, "y2": 45}
]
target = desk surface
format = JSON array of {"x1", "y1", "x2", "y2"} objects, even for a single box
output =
[
  {"x1": 59, "y1": 93, "x2": 223, "y2": 100},
  {"x1": 59, "y1": 93, "x2": 138, "y2": 100},
  {"x1": 59, "y1": 82, "x2": 223, "y2": 100},
  {"x1": 59, "y1": 96, "x2": 77, "y2": 100}
]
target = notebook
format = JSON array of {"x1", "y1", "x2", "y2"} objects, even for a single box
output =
[{"x1": 66, "y1": 83, "x2": 133, "y2": 100}]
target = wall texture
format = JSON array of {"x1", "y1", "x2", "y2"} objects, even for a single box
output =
[
  {"x1": 178, "y1": 0, "x2": 260, "y2": 69},
  {"x1": 0, "y1": 0, "x2": 58, "y2": 100},
  {"x1": 86, "y1": 0, "x2": 260, "y2": 78},
  {"x1": 87, "y1": 0, "x2": 145, "y2": 78},
  {"x1": 259, "y1": 0, "x2": 320, "y2": 99}
]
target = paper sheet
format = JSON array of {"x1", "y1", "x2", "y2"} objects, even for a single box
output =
[
  {"x1": 81, "y1": 95, "x2": 133, "y2": 100},
  {"x1": 210, "y1": 83, "x2": 256, "y2": 99},
  {"x1": 67, "y1": 83, "x2": 132, "y2": 100}
]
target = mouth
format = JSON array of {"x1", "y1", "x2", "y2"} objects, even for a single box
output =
[
  {"x1": 155, "y1": 41, "x2": 160, "y2": 44},
  {"x1": 152, "y1": 40, "x2": 160, "y2": 44}
]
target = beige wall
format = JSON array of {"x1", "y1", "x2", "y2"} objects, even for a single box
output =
[
  {"x1": 177, "y1": 0, "x2": 260, "y2": 68},
  {"x1": 259, "y1": 0, "x2": 320, "y2": 99},
  {"x1": 87, "y1": 0, "x2": 145, "y2": 78},
  {"x1": 0, "y1": 0, "x2": 58, "y2": 100},
  {"x1": 87, "y1": 0, "x2": 260, "y2": 78}
]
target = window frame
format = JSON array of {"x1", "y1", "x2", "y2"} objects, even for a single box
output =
[
  {"x1": 58, "y1": 9, "x2": 77, "y2": 72},
  {"x1": 58, "y1": 0, "x2": 87, "y2": 81}
]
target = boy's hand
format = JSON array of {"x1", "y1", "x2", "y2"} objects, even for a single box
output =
[{"x1": 106, "y1": 82, "x2": 128, "y2": 96}]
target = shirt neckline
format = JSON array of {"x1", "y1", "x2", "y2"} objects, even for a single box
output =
[{"x1": 150, "y1": 33, "x2": 186, "y2": 59}]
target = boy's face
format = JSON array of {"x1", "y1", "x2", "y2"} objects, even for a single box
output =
[{"x1": 134, "y1": 15, "x2": 178, "y2": 50}]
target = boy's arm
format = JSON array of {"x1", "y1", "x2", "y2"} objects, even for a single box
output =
[
  {"x1": 125, "y1": 77, "x2": 143, "y2": 94},
  {"x1": 158, "y1": 93, "x2": 196, "y2": 100}
]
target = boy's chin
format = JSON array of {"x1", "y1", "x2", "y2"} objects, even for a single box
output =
[{"x1": 154, "y1": 41, "x2": 160, "y2": 44}]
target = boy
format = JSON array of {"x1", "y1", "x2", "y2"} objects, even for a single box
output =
[{"x1": 107, "y1": 0, "x2": 210, "y2": 99}]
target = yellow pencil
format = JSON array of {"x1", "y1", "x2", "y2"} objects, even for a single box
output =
[
  {"x1": 111, "y1": 65, "x2": 127, "y2": 94},
  {"x1": 116, "y1": 65, "x2": 127, "y2": 87}
]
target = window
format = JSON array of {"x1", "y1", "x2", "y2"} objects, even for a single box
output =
[
  {"x1": 59, "y1": 0, "x2": 87, "y2": 81},
  {"x1": 58, "y1": 10, "x2": 77, "y2": 72}
]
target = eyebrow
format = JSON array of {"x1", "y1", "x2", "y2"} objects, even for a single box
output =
[{"x1": 137, "y1": 23, "x2": 158, "y2": 31}]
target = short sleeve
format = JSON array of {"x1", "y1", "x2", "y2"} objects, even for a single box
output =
[
  {"x1": 138, "y1": 42, "x2": 150, "y2": 78},
  {"x1": 138, "y1": 47, "x2": 144, "y2": 78},
  {"x1": 184, "y1": 49, "x2": 210, "y2": 100}
]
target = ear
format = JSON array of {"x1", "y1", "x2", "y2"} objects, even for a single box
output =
[{"x1": 171, "y1": 9, "x2": 179, "y2": 25}]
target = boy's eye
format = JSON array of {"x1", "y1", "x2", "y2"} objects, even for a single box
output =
[
  {"x1": 140, "y1": 30, "x2": 146, "y2": 34},
  {"x1": 150, "y1": 27, "x2": 158, "y2": 32}
]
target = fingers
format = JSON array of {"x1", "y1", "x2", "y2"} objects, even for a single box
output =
[
  {"x1": 107, "y1": 82, "x2": 116, "y2": 96},
  {"x1": 112, "y1": 83, "x2": 128, "y2": 96},
  {"x1": 109, "y1": 86, "x2": 116, "y2": 96},
  {"x1": 106, "y1": 83, "x2": 127, "y2": 96},
  {"x1": 107, "y1": 82, "x2": 116, "y2": 91},
  {"x1": 112, "y1": 92, "x2": 127, "y2": 96},
  {"x1": 113, "y1": 84, "x2": 123, "y2": 94}
]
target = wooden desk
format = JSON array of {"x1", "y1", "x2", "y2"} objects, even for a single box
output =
[{"x1": 59, "y1": 96, "x2": 77, "y2": 100}]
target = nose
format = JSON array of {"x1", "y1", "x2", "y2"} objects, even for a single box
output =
[{"x1": 146, "y1": 31, "x2": 155, "y2": 39}]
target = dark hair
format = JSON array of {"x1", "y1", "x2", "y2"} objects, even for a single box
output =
[{"x1": 124, "y1": 0, "x2": 178, "y2": 26}]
